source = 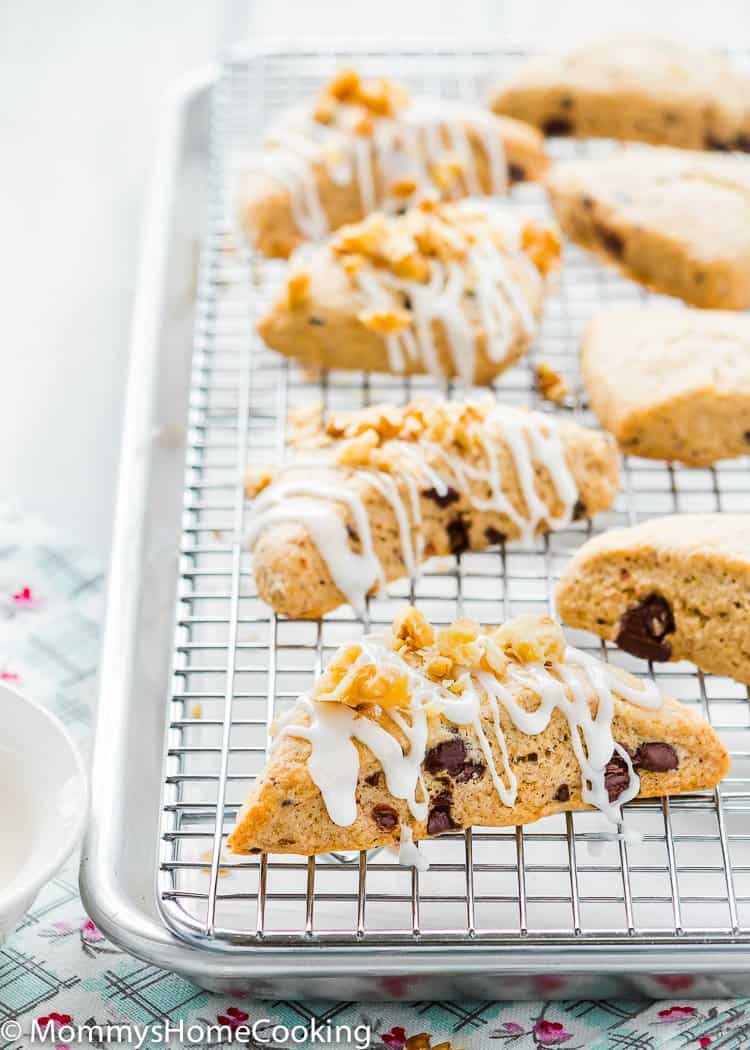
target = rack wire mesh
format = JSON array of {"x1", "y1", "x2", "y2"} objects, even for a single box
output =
[{"x1": 158, "y1": 44, "x2": 750, "y2": 952}]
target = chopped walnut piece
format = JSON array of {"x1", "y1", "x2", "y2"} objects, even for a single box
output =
[
  {"x1": 391, "y1": 252, "x2": 431, "y2": 281},
  {"x1": 245, "y1": 466, "x2": 274, "y2": 499},
  {"x1": 535, "y1": 362, "x2": 569, "y2": 405},
  {"x1": 328, "y1": 68, "x2": 361, "y2": 102},
  {"x1": 390, "y1": 177, "x2": 418, "y2": 198},
  {"x1": 334, "y1": 428, "x2": 380, "y2": 467},
  {"x1": 522, "y1": 222, "x2": 562, "y2": 275},
  {"x1": 492, "y1": 614, "x2": 567, "y2": 665},
  {"x1": 357, "y1": 78, "x2": 408, "y2": 116},
  {"x1": 317, "y1": 657, "x2": 410, "y2": 709},
  {"x1": 424, "y1": 654, "x2": 454, "y2": 680},
  {"x1": 391, "y1": 606, "x2": 435, "y2": 651},
  {"x1": 312, "y1": 95, "x2": 335, "y2": 124},
  {"x1": 333, "y1": 213, "x2": 389, "y2": 256},
  {"x1": 352, "y1": 111, "x2": 375, "y2": 136},
  {"x1": 436, "y1": 619, "x2": 483, "y2": 668},
  {"x1": 326, "y1": 403, "x2": 405, "y2": 441},
  {"x1": 358, "y1": 307, "x2": 412, "y2": 334},
  {"x1": 430, "y1": 152, "x2": 466, "y2": 191},
  {"x1": 286, "y1": 270, "x2": 311, "y2": 308}
]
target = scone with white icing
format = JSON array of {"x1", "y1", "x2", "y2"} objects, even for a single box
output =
[
  {"x1": 257, "y1": 200, "x2": 561, "y2": 385},
  {"x1": 547, "y1": 147, "x2": 750, "y2": 310},
  {"x1": 556, "y1": 514, "x2": 750, "y2": 683},
  {"x1": 237, "y1": 68, "x2": 549, "y2": 258},
  {"x1": 228, "y1": 608, "x2": 729, "y2": 857},
  {"x1": 582, "y1": 305, "x2": 750, "y2": 466},
  {"x1": 490, "y1": 36, "x2": 750, "y2": 151},
  {"x1": 246, "y1": 397, "x2": 620, "y2": 619}
]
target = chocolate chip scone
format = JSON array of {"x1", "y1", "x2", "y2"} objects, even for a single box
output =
[
  {"x1": 246, "y1": 397, "x2": 620, "y2": 619},
  {"x1": 257, "y1": 200, "x2": 561, "y2": 385},
  {"x1": 556, "y1": 514, "x2": 750, "y2": 683},
  {"x1": 228, "y1": 608, "x2": 729, "y2": 857},
  {"x1": 238, "y1": 68, "x2": 548, "y2": 258},
  {"x1": 582, "y1": 305, "x2": 750, "y2": 466},
  {"x1": 490, "y1": 36, "x2": 750, "y2": 151},
  {"x1": 547, "y1": 147, "x2": 750, "y2": 309}
]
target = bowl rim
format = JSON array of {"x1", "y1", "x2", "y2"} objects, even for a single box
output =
[{"x1": 0, "y1": 684, "x2": 89, "y2": 918}]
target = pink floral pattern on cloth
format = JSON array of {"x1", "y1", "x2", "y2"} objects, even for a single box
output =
[{"x1": 1, "y1": 508, "x2": 750, "y2": 1050}]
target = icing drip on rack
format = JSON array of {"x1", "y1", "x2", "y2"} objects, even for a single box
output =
[
  {"x1": 239, "y1": 96, "x2": 510, "y2": 244},
  {"x1": 246, "y1": 407, "x2": 579, "y2": 617},
  {"x1": 278, "y1": 633, "x2": 663, "y2": 834}
]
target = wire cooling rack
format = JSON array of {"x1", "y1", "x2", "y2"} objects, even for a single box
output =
[{"x1": 158, "y1": 44, "x2": 750, "y2": 952}]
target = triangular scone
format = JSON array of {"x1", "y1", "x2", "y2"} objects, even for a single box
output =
[
  {"x1": 237, "y1": 68, "x2": 548, "y2": 258},
  {"x1": 228, "y1": 609, "x2": 729, "y2": 856},
  {"x1": 582, "y1": 305, "x2": 750, "y2": 466},
  {"x1": 546, "y1": 147, "x2": 750, "y2": 309},
  {"x1": 257, "y1": 200, "x2": 561, "y2": 385},
  {"x1": 490, "y1": 36, "x2": 750, "y2": 151},
  {"x1": 556, "y1": 514, "x2": 750, "y2": 684},
  {"x1": 246, "y1": 397, "x2": 619, "y2": 619}
]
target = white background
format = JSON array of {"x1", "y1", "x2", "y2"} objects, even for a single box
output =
[{"x1": 2, "y1": 1, "x2": 749, "y2": 556}]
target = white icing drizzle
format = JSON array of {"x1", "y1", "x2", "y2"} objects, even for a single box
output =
[
  {"x1": 238, "y1": 95, "x2": 509, "y2": 241},
  {"x1": 352, "y1": 208, "x2": 538, "y2": 385},
  {"x1": 280, "y1": 636, "x2": 663, "y2": 842},
  {"x1": 246, "y1": 407, "x2": 580, "y2": 613}
]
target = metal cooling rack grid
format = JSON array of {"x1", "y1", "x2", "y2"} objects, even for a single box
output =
[{"x1": 158, "y1": 45, "x2": 750, "y2": 950}]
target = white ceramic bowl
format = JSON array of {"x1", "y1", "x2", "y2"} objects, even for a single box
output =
[{"x1": 0, "y1": 683, "x2": 88, "y2": 941}]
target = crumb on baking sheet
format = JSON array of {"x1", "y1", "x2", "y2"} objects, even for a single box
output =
[{"x1": 534, "y1": 362, "x2": 569, "y2": 404}]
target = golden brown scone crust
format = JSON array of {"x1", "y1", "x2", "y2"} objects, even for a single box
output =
[
  {"x1": 582, "y1": 305, "x2": 750, "y2": 466},
  {"x1": 490, "y1": 36, "x2": 750, "y2": 151},
  {"x1": 250, "y1": 405, "x2": 620, "y2": 619},
  {"x1": 546, "y1": 147, "x2": 750, "y2": 309},
  {"x1": 556, "y1": 514, "x2": 750, "y2": 684},
  {"x1": 229, "y1": 612, "x2": 729, "y2": 856},
  {"x1": 240, "y1": 113, "x2": 548, "y2": 258}
]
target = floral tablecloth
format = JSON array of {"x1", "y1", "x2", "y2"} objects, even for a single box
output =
[{"x1": 2, "y1": 506, "x2": 750, "y2": 1049}]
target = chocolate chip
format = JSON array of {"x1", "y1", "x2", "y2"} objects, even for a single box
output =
[
  {"x1": 422, "y1": 485, "x2": 460, "y2": 508},
  {"x1": 346, "y1": 524, "x2": 359, "y2": 544},
  {"x1": 281, "y1": 799, "x2": 293, "y2": 807},
  {"x1": 616, "y1": 593, "x2": 675, "y2": 661},
  {"x1": 516, "y1": 752, "x2": 538, "y2": 764},
  {"x1": 633, "y1": 742, "x2": 679, "y2": 772},
  {"x1": 604, "y1": 752, "x2": 631, "y2": 802},
  {"x1": 736, "y1": 134, "x2": 750, "y2": 152},
  {"x1": 427, "y1": 793, "x2": 459, "y2": 836},
  {"x1": 308, "y1": 316, "x2": 325, "y2": 326},
  {"x1": 554, "y1": 784, "x2": 570, "y2": 802},
  {"x1": 426, "y1": 739, "x2": 467, "y2": 775},
  {"x1": 425, "y1": 738, "x2": 484, "y2": 782},
  {"x1": 447, "y1": 517, "x2": 470, "y2": 555},
  {"x1": 508, "y1": 162, "x2": 526, "y2": 184},
  {"x1": 743, "y1": 431, "x2": 750, "y2": 445},
  {"x1": 372, "y1": 804, "x2": 399, "y2": 831},
  {"x1": 705, "y1": 134, "x2": 731, "y2": 151},
  {"x1": 401, "y1": 292, "x2": 412, "y2": 310},
  {"x1": 484, "y1": 526, "x2": 507, "y2": 546},
  {"x1": 572, "y1": 498, "x2": 587, "y2": 521},
  {"x1": 365, "y1": 770, "x2": 383, "y2": 787},
  {"x1": 595, "y1": 224, "x2": 624, "y2": 258},
  {"x1": 543, "y1": 117, "x2": 573, "y2": 136},
  {"x1": 427, "y1": 807, "x2": 455, "y2": 836}
]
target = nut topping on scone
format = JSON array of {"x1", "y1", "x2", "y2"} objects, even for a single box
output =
[
  {"x1": 245, "y1": 396, "x2": 620, "y2": 619},
  {"x1": 228, "y1": 608, "x2": 729, "y2": 859},
  {"x1": 237, "y1": 68, "x2": 548, "y2": 257},
  {"x1": 258, "y1": 200, "x2": 561, "y2": 384}
]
